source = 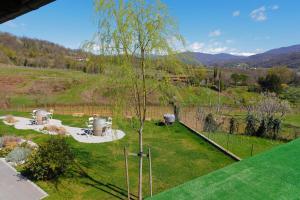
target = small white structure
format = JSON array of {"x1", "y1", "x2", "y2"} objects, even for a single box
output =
[
  {"x1": 93, "y1": 118, "x2": 107, "y2": 136},
  {"x1": 163, "y1": 113, "x2": 176, "y2": 125}
]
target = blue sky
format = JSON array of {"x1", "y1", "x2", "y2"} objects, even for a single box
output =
[{"x1": 0, "y1": 0, "x2": 299, "y2": 56}]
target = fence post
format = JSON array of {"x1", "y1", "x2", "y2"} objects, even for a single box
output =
[
  {"x1": 124, "y1": 147, "x2": 130, "y2": 200},
  {"x1": 250, "y1": 144, "x2": 254, "y2": 156},
  {"x1": 226, "y1": 133, "x2": 230, "y2": 150},
  {"x1": 148, "y1": 148, "x2": 153, "y2": 197}
]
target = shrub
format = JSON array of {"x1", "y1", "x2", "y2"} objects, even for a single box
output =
[
  {"x1": 258, "y1": 74, "x2": 282, "y2": 93},
  {"x1": 4, "y1": 115, "x2": 18, "y2": 124},
  {"x1": 256, "y1": 117, "x2": 281, "y2": 139},
  {"x1": 42, "y1": 125, "x2": 67, "y2": 135},
  {"x1": 256, "y1": 118, "x2": 267, "y2": 137},
  {"x1": 229, "y1": 117, "x2": 238, "y2": 134},
  {"x1": 272, "y1": 118, "x2": 281, "y2": 139},
  {"x1": 203, "y1": 113, "x2": 218, "y2": 132},
  {"x1": 1, "y1": 136, "x2": 21, "y2": 149},
  {"x1": 0, "y1": 148, "x2": 11, "y2": 157},
  {"x1": 245, "y1": 114, "x2": 257, "y2": 136},
  {"x1": 23, "y1": 137, "x2": 74, "y2": 180},
  {"x1": 5, "y1": 147, "x2": 31, "y2": 164}
]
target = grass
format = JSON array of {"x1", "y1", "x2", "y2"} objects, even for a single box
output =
[
  {"x1": 201, "y1": 131, "x2": 283, "y2": 159},
  {"x1": 0, "y1": 111, "x2": 235, "y2": 200},
  {"x1": 149, "y1": 138, "x2": 300, "y2": 200},
  {"x1": 0, "y1": 64, "x2": 265, "y2": 107},
  {"x1": 179, "y1": 108, "x2": 298, "y2": 159}
]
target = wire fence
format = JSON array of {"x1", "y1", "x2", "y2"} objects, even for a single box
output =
[{"x1": 178, "y1": 106, "x2": 285, "y2": 159}]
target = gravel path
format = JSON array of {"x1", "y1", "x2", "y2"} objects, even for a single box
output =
[{"x1": 0, "y1": 116, "x2": 125, "y2": 143}]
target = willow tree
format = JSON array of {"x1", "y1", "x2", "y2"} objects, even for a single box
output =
[{"x1": 88, "y1": 0, "x2": 183, "y2": 199}]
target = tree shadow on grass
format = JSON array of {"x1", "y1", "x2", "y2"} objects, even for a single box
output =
[{"x1": 74, "y1": 161, "x2": 138, "y2": 200}]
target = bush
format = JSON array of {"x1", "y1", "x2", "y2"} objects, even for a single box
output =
[
  {"x1": 42, "y1": 125, "x2": 67, "y2": 135},
  {"x1": 0, "y1": 148, "x2": 11, "y2": 157},
  {"x1": 256, "y1": 119, "x2": 267, "y2": 137},
  {"x1": 258, "y1": 74, "x2": 282, "y2": 93},
  {"x1": 256, "y1": 117, "x2": 281, "y2": 139},
  {"x1": 5, "y1": 147, "x2": 31, "y2": 164},
  {"x1": 229, "y1": 117, "x2": 238, "y2": 134},
  {"x1": 245, "y1": 114, "x2": 257, "y2": 136},
  {"x1": 0, "y1": 136, "x2": 21, "y2": 149},
  {"x1": 4, "y1": 115, "x2": 18, "y2": 124},
  {"x1": 203, "y1": 113, "x2": 218, "y2": 132},
  {"x1": 23, "y1": 137, "x2": 74, "y2": 180}
]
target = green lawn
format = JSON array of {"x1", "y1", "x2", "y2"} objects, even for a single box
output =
[
  {"x1": 0, "y1": 111, "x2": 234, "y2": 199},
  {"x1": 149, "y1": 138, "x2": 300, "y2": 200},
  {"x1": 202, "y1": 131, "x2": 283, "y2": 159}
]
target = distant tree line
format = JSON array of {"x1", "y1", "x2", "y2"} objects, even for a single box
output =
[{"x1": 0, "y1": 32, "x2": 109, "y2": 73}]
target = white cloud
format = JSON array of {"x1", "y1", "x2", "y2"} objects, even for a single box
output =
[
  {"x1": 208, "y1": 47, "x2": 228, "y2": 54},
  {"x1": 188, "y1": 41, "x2": 228, "y2": 54},
  {"x1": 229, "y1": 52, "x2": 255, "y2": 56},
  {"x1": 270, "y1": 5, "x2": 279, "y2": 10},
  {"x1": 187, "y1": 40, "x2": 262, "y2": 56},
  {"x1": 232, "y1": 10, "x2": 240, "y2": 17},
  {"x1": 189, "y1": 42, "x2": 205, "y2": 52},
  {"x1": 250, "y1": 6, "x2": 267, "y2": 21},
  {"x1": 230, "y1": 48, "x2": 263, "y2": 56},
  {"x1": 209, "y1": 29, "x2": 221, "y2": 37}
]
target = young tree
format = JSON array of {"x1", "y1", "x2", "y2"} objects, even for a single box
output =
[
  {"x1": 268, "y1": 66, "x2": 295, "y2": 84},
  {"x1": 245, "y1": 114, "x2": 257, "y2": 136},
  {"x1": 87, "y1": 1, "x2": 184, "y2": 198},
  {"x1": 249, "y1": 94, "x2": 290, "y2": 139},
  {"x1": 231, "y1": 73, "x2": 240, "y2": 86},
  {"x1": 203, "y1": 113, "x2": 218, "y2": 133},
  {"x1": 229, "y1": 117, "x2": 238, "y2": 134}
]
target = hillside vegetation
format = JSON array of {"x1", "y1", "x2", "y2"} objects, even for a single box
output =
[
  {"x1": 0, "y1": 32, "x2": 95, "y2": 72},
  {"x1": 0, "y1": 64, "x2": 263, "y2": 108}
]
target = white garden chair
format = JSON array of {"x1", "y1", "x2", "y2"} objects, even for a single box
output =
[{"x1": 105, "y1": 117, "x2": 113, "y2": 133}]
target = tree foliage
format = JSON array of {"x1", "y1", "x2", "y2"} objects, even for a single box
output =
[
  {"x1": 231, "y1": 73, "x2": 248, "y2": 86},
  {"x1": 258, "y1": 74, "x2": 282, "y2": 93},
  {"x1": 268, "y1": 66, "x2": 295, "y2": 84}
]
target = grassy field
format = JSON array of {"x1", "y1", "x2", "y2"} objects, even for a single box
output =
[
  {"x1": 202, "y1": 131, "x2": 283, "y2": 159},
  {"x1": 0, "y1": 111, "x2": 235, "y2": 200},
  {"x1": 0, "y1": 64, "x2": 264, "y2": 107},
  {"x1": 179, "y1": 107, "x2": 300, "y2": 159},
  {"x1": 149, "y1": 138, "x2": 300, "y2": 200}
]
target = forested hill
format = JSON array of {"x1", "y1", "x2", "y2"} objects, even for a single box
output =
[{"x1": 0, "y1": 32, "x2": 100, "y2": 72}]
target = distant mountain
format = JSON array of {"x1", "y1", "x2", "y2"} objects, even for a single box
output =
[
  {"x1": 263, "y1": 44, "x2": 300, "y2": 55},
  {"x1": 241, "y1": 45, "x2": 300, "y2": 68},
  {"x1": 183, "y1": 44, "x2": 300, "y2": 68},
  {"x1": 178, "y1": 52, "x2": 245, "y2": 66}
]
